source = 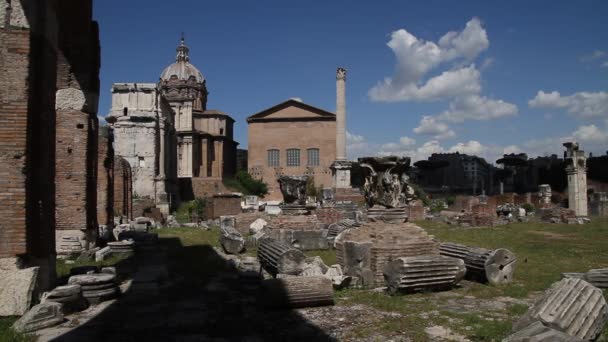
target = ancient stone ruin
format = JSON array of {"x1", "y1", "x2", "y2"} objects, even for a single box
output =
[
  {"x1": 335, "y1": 222, "x2": 439, "y2": 287},
  {"x1": 383, "y1": 255, "x2": 466, "y2": 294},
  {"x1": 439, "y1": 242, "x2": 517, "y2": 285},
  {"x1": 512, "y1": 278, "x2": 608, "y2": 341},
  {"x1": 563, "y1": 142, "x2": 588, "y2": 217}
]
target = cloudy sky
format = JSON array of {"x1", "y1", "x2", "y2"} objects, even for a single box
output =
[{"x1": 95, "y1": 0, "x2": 608, "y2": 164}]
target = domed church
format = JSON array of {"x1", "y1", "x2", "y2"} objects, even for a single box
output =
[{"x1": 106, "y1": 36, "x2": 238, "y2": 212}]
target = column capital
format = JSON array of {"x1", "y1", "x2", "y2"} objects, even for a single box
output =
[{"x1": 336, "y1": 67, "x2": 347, "y2": 81}]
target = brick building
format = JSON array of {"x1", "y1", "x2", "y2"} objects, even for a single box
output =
[
  {"x1": 0, "y1": 0, "x2": 101, "y2": 291},
  {"x1": 247, "y1": 99, "x2": 336, "y2": 200}
]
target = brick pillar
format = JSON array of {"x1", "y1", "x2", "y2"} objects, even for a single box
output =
[
  {"x1": 97, "y1": 130, "x2": 114, "y2": 228},
  {"x1": 0, "y1": 0, "x2": 60, "y2": 291},
  {"x1": 54, "y1": 0, "x2": 101, "y2": 253}
]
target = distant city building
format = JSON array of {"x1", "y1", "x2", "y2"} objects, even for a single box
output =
[
  {"x1": 415, "y1": 152, "x2": 494, "y2": 195},
  {"x1": 247, "y1": 99, "x2": 336, "y2": 200}
]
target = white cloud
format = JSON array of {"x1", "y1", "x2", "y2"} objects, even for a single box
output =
[
  {"x1": 573, "y1": 124, "x2": 608, "y2": 144},
  {"x1": 448, "y1": 140, "x2": 487, "y2": 155},
  {"x1": 98, "y1": 115, "x2": 107, "y2": 125},
  {"x1": 579, "y1": 50, "x2": 606, "y2": 63},
  {"x1": 413, "y1": 116, "x2": 456, "y2": 140},
  {"x1": 347, "y1": 131, "x2": 365, "y2": 143},
  {"x1": 437, "y1": 94, "x2": 518, "y2": 122},
  {"x1": 603, "y1": 61, "x2": 608, "y2": 68},
  {"x1": 399, "y1": 136, "x2": 416, "y2": 147},
  {"x1": 529, "y1": 90, "x2": 608, "y2": 119},
  {"x1": 369, "y1": 18, "x2": 488, "y2": 102}
]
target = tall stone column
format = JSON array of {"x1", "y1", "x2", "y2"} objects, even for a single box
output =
[
  {"x1": 563, "y1": 142, "x2": 588, "y2": 217},
  {"x1": 331, "y1": 67, "x2": 352, "y2": 189},
  {"x1": 336, "y1": 67, "x2": 346, "y2": 160}
]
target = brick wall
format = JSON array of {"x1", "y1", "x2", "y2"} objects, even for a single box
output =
[
  {"x1": 54, "y1": 0, "x2": 100, "y2": 249},
  {"x1": 97, "y1": 131, "x2": 114, "y2": 226},
  {"x1": 315, "y1": 208, "x2": 343, "y2": 224},
  {"x1": 114, "y1": 157, "x2": 133, "y2": 219},
  {"x1": 0, "y1": 5, "x2": 57, "y2": 261},
  {"x1": 206, "y1": 195, "x2": 242, "y2": 218}
]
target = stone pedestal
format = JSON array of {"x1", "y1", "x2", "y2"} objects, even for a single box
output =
[{"x1": 331, "y1": 160, "x2": 352, "y2": 189}]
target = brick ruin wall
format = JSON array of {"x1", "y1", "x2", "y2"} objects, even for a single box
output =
[
  {"x1": 54, "y1": 0, "x2": 101, "y2": 250},
  {"x1": 206, "y1": 196, "x2": 242, "y2": 219},
  {"x1": 97, "y1": 132, "x2": 114, "y2": 227},
  {"x1": 114, "y1": 157, "x2": 133, "y2": 220}
]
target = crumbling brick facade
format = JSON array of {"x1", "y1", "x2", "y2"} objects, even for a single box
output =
[
  {"x1": 114, "y1": 156, "x2": 133, "y2": 220},
  {"x1": 97, "y1": 130, "x2": 114, "y2": 228},
  {"x1": 54, "y1": 0, "x2": 101, "y2": 252},
  {"x1": 0, "y1": 0, "x2": 100, "y2": 290}
]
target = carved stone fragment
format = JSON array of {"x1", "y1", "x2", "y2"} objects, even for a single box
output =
[
  {"x1": 383, "y1": 255, "x2": 466, "y2": 294},
  {"x1": 261, "y1": 276, "x2": 334, "y2": 308},
  {"x1": 513, "y1": 278, "x2": 608, "y2": 341},
  {"x1": 220, "y1": 224, "x2": 245, "y2": 254},
  {"x1": 504, "y1": 321, "x2": 584, "y2": 342},
  {"x1": 257, "y1": 238, "x2": 306, "y2": 277},
  {"x1": 585, "y1": 268, "x2": 608, "y2": 288},
  {"x1": 439, "y1": 242, "x2": 516, "y2": 284},
  {"x1": 12, "y1": 302, "x2": 64, "y2": 333}
]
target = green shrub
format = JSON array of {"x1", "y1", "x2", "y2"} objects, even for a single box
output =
[
  {"x1": 445, "y1": 195, "x2": 456, "y2": 206},
  {"x1": 410, "y1": 183, "x2": 430, "y2": 206},
  {"x1": 224, "y1": 171, "x2": 268, "y2": 197},
  {"x1": 175, "y1": 198, "x2": 206, "y2": 223},
  {"x1": 521, "y1": 202, "x2": 535, "y2": 213}
]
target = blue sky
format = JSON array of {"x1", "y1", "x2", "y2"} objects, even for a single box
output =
[{"x1": 94, "y1": 0, "x2": 608, "y2": 163}]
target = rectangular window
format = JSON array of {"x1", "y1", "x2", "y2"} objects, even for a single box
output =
[
  {"x1": 267, "y1": 149, "x2": 280, "y2": 167},
  {"x1": 307, "y1": 148, "x2": 320, "y2": 166},
  {"x1": 138, "y1": 156, "x2": 146, "y2": 167},
  {"x1": 286, "y1": 148, "x2": 300, "y2": 167}
]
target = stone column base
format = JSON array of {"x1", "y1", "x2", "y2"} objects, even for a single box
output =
[{"x1": 331, "y1": 160, "x2": 352, "y2": 189}]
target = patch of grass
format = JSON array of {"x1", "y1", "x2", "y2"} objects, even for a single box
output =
[
  {"x1": 306, "y1": 249, "x2": 337, "y2": 266},
  {"x1": 0, "y1": 317, "x2": 36, "y2": 342},
  {"x1": 417, "y1": 218, "x2": 608, "y2": 299},
  {"x1": 56, "y1": 255, "x2": 127, "y2": 279},
  {"x1": 157, "y1": 227, "x2": 220, "y2": 248}
]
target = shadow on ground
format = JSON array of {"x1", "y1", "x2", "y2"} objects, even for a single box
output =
[{"x1": 50, "y1": 237, "x2": 335, "y2": 341}]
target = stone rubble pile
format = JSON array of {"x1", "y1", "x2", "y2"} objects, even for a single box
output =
[
  {"x1": 257, "y1": 237, "x2": 306, "y2": 277},
  {"x1": 220, "y1": 224, "x2": 246, "y2": 254},
  {"x1": 439, "y1": 242, "x2": 516, "y2": 285},
  {"x1": 107, "y1": 240, "x2": 135, "y2": 257},
  {"x1": 41, "y1": 284, "x2": 86, "y2": 314}
]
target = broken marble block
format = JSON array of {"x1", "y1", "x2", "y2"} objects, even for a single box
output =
[
  {"x1": 513, "y1": 278, "x2": 608, "y2": 341},
  {"x1": 0, "y1": 266, "x2": 39, "y2": 316},
  {"x1": 42, "y1": 284, "x2": 86, "y2": 314},
  {"x1": 261, "y1": 276, "x2": 334, "y2": 309},
  {"x1": 439, "y1": 242, "x2": 516, "y2": 285},
  {"x1": 257, "y1": 237, "x2": 306, "y2": 277},
  {"x1": 68, "y1": 273, "x2": 119, "y2": 305},
  {"x1": 95, "y1": 246, "x2": 112, "y2": 262},
  {"x1": 12, "y1": 302, "x2": 64, "y2": 333},
  {"x1": 249, "y1": 218, "x2": 267, "y2": 234},
  {"x1": 504, "y1": 321, "x2": 584, "y2": 342},
  {"x1": 220, "y1": 225, "x2": 246, "y2": 254},
  {"x1": 585, "y1": 268, "x2": 608, "y2": 288},
  {"x1": 383, "y1": 255, "x2": 466, "y2": 294},
  {"x1": 107, "y1": 240, "x2": 135, "y2": 257}
]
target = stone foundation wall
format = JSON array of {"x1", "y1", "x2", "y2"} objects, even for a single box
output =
[
  {"x1": 266, "y1": 215, "x2": 321, "y2": 231},
  {"x1": 406, "y1": 204, "x2": 425, "y2": 222}
]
